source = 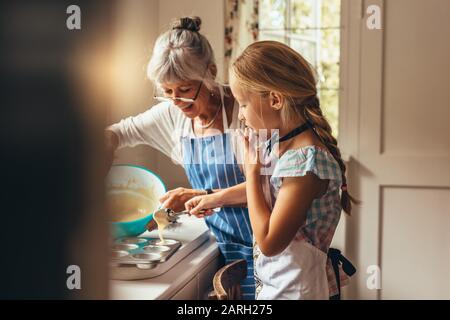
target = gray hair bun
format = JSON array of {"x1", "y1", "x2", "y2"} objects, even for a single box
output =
[{"x1": 172, "y1": 16, "x2": 202, "y2": 32}]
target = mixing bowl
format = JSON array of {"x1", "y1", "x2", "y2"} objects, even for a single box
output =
[{"x1": 105, "y1": 164, "x2": 166, "y2": 239}]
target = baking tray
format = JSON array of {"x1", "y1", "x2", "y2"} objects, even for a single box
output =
[{"x1": 110, "y1": 237, "x2": 181, "y2": 270}]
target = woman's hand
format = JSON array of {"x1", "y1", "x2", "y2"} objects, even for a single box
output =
[
  {"x1": 104, "y1": 130, "x2": 118, "y2": 178},
  {"x1": 146, "y1": 219, "x2": 158, "y2": 232},
  {"x1": 159, "y1": 188, "x2": 206, "y2": 212},
  {"x1": 185, "y1": 193, "x2": 222, "y2": 218}
]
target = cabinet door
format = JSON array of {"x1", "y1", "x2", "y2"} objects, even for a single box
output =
[
  {"x1": 170, "y1": 276, "x2": 198, "y2": 300},
  {"x1": 198, "y1": 257, "x2": 224, "y2": 299}
]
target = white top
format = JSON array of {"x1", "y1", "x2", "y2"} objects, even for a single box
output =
[{"x1": 107, "y1": 88, "x2": 244, "y2": 166}]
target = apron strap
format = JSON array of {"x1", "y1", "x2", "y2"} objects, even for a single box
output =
[
  {"x1": 219, "y1": 86, "x2": 228, "y2": 130},
  {"x1": 328, "y1": 248, "x2": 357, "y2": 299}
]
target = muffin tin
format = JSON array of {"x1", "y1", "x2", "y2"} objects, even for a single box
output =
[{"x1": 110, "y1": 237, "x2": 181, "y2": 270}]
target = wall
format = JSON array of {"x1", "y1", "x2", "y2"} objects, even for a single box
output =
[
  {"x1": 339, "y1": 0, "x2": 450, "y2": 299},
  {"x1": 109, "y1": 0, "x2": 225, "y2": 190}
]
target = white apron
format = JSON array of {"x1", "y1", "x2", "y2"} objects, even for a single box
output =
[
  {"x1": 255, "y1": 238, "x2": 329, "y2": 300},
  {"x1": 254, "y1": 133, "x2": 330, "y2": 300}
]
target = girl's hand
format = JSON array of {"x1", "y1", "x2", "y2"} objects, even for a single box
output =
[
  {"x1": 159, "y1": 188, "x2": 206, "y2": 212},
  {"x1": 185, "y1": 193, "x2": 222, "y2": 218},
  {"x1": 242, "y1": 127, "x2": 262, "y2": 175}
]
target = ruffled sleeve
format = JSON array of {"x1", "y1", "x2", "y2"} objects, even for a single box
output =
[
  {"x1": 271, "y1": 146, "x2": 342, "y2": 183},
  {"x1": 269, "y1": 146, "x2": 343, "y2": 227}
]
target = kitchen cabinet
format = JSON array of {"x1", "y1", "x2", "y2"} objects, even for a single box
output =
[{"x1": 170, "y1": 250, "x2": 223, "y2": 300}]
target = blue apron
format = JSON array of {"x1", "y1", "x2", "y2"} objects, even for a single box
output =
[{"x1": 181, "y1": 90, "x2": 255, "y2": 300}]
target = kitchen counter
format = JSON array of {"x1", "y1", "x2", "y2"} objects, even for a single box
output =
[{"x1": 109, "y1": 215, "x2": 221, "y2": 300}]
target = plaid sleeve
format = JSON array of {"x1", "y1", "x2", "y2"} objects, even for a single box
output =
[{"x1": 272, "y1": 146, "x2": 342, "y2": 183}]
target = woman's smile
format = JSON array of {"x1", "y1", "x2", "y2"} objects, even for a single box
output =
[{"x1": 178, "y1": 103, "x2": 195, "y2": 114}]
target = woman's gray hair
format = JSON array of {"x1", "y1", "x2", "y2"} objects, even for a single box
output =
[{"x1": 147, "y1": 16, "x2": 217, "y2": 90}]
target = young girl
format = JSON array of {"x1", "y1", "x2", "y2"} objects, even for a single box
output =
[
  {"x1": 230, "y1": 40, "x2": 358, "y2": 300},
  {"x1": 186, "y1": 40, "x2": 357, "y2": 299}
]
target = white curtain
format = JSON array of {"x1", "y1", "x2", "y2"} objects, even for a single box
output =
[{"x1": 224, "y1": 0, "x2": 259, "y2": 82}]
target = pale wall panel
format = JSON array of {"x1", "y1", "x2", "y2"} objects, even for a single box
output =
[
  {"x1": 382, "y1": 0, "x2": 450, "y2": 156},
  {"x1": 381, "y1": 187, "x2": 450, "y2": 299}
]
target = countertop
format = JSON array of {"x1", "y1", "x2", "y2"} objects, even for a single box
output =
[{"x1": 109, "y1": 215, "x2": 220, "y2": 300}]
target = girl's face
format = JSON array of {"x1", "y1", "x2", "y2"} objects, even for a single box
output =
[{"x1": 229, "y1": 72, "x2": 282, "y2": 131}]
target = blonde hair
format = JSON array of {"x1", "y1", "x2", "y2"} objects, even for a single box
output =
[
  {"x1": 147, "y1": 16, "x2": 217, "y2": 90},
  {"x1": 231, "y1": 40, "x2": 359, "y2": 214}
]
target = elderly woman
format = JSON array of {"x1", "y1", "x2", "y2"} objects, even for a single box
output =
[{"x1": 104, "y1": 17, "x2": 254, "y2": 299}]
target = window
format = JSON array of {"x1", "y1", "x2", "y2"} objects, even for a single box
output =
[{"x1": 259, "y1": 0, "x2": 341, "y2": 136}]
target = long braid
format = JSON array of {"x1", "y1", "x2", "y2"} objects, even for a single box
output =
[{"x1": 302, "y1": 97, "x2": 360, "y2": 215}]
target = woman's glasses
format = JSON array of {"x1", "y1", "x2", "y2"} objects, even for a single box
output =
[{"x1": 154, "y1": 80, "x2": 203, "y2": 103}]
